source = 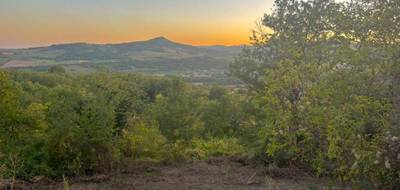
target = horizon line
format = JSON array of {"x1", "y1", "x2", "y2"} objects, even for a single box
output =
[{"x1": 1, "y1": 36, "x2": 248, "y2": 50}]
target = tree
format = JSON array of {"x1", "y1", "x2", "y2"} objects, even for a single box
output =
[
  {"x1": 48, "y1": 65, "x2": 66, "y2": 73},
  {"x1": 231, "y1": 0, "x2": 399, "y2": 187},
  {"x1": 149, "y1": 78, "x2": 203, "y2": 141},
  {"x1": 0, "y1": 72, "x2": 49, "y2": 179},
  {"x1": 46, "y1": 86, "x2": 115, "y2": 175}
]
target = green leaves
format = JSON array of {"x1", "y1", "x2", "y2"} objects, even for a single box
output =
[
  {"x1": 0, "y1": 71, "x2": 256, "y2": 179},
  {"x1": 231, "y1": 0, "x2": 400, "y2": 187}
]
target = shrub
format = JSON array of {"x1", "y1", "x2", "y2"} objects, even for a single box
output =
[
  {"x1": 162, "y1": 140, "x2": 192, "y2": 163},
  {"x1": 45, "y1": 87, "x2": 116, "y2": 176},
  {"x1": 119, "y1": 120, "x2": 166, "y2": 161},
  {"x1": 48, "y1": 65, "x2": 66, "y2": 73},
  {"x1": 188, "y1": 137, "x2": 245, "y2": 160}
]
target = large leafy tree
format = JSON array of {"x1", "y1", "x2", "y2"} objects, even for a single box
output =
[
  {"x1": 0, "y1": 72, "x2": 49, "y2": 179},
  {"x1": 149, "y1": 78, "x2": 203, "y2": 141},
  {"x1": 231, "y1": 0, "x2": 399, "y2": 187},
  {"x1": 45, "y1": 85, "x2": 116, "y2": 175}
]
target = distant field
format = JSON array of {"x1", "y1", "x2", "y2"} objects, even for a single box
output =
[
  {"x1": 0, "y1": 57, "x2": 10, "y2": 66},
  {"x1": 0, "y1": 59, "x2": 93, "y2": 69},
  {"x1": 0, "y1": 59, "x2": 60, "y2": 68},
  {"x1": 1, "y1": 60, "x2": 35, "y2": 68}
]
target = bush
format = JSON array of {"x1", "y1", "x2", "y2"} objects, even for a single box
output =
[
  {"x1": 0, "y1": 72, "x2": 250, "y2": 180},
  {"x1": 119, "y1": 120, "x2": 166, "y2": 161},
  {"x1": 188, "y1": 137, "x2": 245, "y2": 160},
  {"x1": 48, "y1": 65, "x2": 66, "y2": 73},
  {"x1": 45, "y1": 87, "x2": 116, "y2": 176},
  {"x1": 162, "y1": 141, "x2": 192, "y2": 163},
  {"x1": 161, "y1": 138, "x2": 245, "y2": 162}
]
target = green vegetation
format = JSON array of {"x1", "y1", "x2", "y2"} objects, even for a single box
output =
[
  {"x1": 231, "y1": 0, "x2": 400, "y2": 188},
  {"x1": 48, "y1": 65, "x2": 66, "y2": 73},
  {"x1": 0, "y1": 71, "x2": 251, "y2": 180},
  {"x1": 0, "y1": 0, "x2": 399, "y2": 189},
  {"x1": 0, "y1": 37, "x2": 241, "y2": 85}
]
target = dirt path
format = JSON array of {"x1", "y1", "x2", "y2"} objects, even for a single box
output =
[{"x1": 13, "y1": 157, "x2": 340, "y2": 190}]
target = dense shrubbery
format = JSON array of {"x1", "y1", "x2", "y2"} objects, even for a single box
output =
[
  {"x1": 0, "y1": 71, "x2": 253, "y2": 180},
  {"x1": 230, "y1": 0, "x2": 400, "y2": 188}
]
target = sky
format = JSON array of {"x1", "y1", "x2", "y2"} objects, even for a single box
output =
[{"x1": 0, "y1": 0, "x2": 274, "y2": 48}]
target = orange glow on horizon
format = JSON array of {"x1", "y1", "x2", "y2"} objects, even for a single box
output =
[
  {"x1": 0, "y1": 18, "x2": 255, "y2": 47},
  {"x1": 0, "y1": 0, "x2": 272, "y2": 48}
]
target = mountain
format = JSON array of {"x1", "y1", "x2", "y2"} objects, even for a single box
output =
[{"x1": 0, "y1": 37, "x2": 243, "y2": 76}]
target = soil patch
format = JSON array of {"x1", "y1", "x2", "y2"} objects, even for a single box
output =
[{"x1": 3, "y1": 157, "x2": 342, "y2": 190}]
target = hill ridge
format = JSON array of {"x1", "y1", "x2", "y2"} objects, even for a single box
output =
[
  {"x1": 0, "y1": 37, "x2": 243, "y2": 77},
  {"x1": 4, "y1": 37, "x2": 242, "y2": 51}
]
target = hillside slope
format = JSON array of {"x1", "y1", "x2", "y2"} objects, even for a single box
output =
[{"x1": 0, "y1": 37, "x2": 242, "y2": 76}]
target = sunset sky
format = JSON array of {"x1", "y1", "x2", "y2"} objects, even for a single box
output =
[{"x1": 0, "y1": 0, "x2": 274, "y2": 48}]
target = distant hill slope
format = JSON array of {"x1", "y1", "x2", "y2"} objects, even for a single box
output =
[{"x1": 0, "y1": 37, "x2": 243, "y2": 76}]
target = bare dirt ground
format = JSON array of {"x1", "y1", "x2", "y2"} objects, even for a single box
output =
[{"x1": 3, "y1": 157, "x2": 342, "y2": 190}]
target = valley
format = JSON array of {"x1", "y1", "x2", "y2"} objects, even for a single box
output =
[{"x1": 0, "y1": 37, "x2": 242, "y2": 85}]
